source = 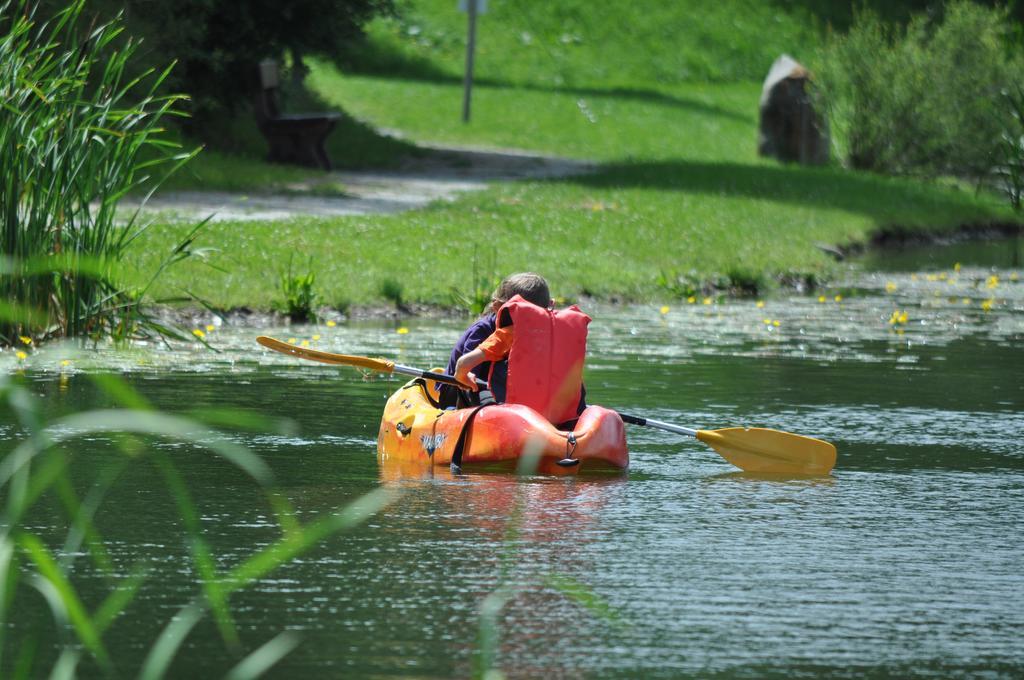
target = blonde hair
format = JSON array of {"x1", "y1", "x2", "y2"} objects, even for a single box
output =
[{"x1": 491, "y1": 272, "x2": 550, "y2": 310}]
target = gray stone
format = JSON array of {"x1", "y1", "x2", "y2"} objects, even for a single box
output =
[{"x1": 758, "y1": 55, "x2": 830, "y2": 165}]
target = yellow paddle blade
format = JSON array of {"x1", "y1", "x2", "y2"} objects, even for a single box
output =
[
  {"x1": 256, "y1": 336, "x2": 395, "y2": 373},
  {"x1": 696, "y1": 427, "x2": 836, "y2": 475}
]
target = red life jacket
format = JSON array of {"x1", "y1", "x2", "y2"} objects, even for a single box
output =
[{"x1": 492, "y1": 295, "x2": 590, "y2": 424}]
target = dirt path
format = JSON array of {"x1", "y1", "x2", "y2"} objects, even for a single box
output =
[{"x1": 126, "y1": 143, "x2": 593, "y2": 222}]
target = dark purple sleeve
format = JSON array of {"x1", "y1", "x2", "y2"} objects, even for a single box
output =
[{"x1": 445, "y1": 317, "x2": 496, "y2": 375}]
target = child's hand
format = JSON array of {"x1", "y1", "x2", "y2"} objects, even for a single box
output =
[
  {"x1": 454, "y1": 348, "x2": 485, "y2": 391},
  {"x1": 455, "y1": 366, "x2": 479, "y2": 391}
]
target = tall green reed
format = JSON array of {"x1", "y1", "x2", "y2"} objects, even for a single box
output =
[
  {"x1": 0, "y1": 369, "x2": 398, "y2": 678},
  {"x1": 0, "y1": 0, "x2": 202, "y2": 347}
]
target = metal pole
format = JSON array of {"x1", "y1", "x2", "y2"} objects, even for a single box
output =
[{"x1": 461, "y1": 0, "x2": 477, "y2": 123}]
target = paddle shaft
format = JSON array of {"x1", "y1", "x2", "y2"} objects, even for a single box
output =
[{"x1": 617, "y1": 413, "x2": 698, "y2": 437}]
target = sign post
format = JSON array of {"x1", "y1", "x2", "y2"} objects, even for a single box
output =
[{"x1": 459, "y1": 0, "x2": 486, "y2": 123}]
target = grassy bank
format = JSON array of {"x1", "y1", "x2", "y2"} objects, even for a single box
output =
[{"x1": 123, "y1": 5, "x2": 1019, "y2": 310}]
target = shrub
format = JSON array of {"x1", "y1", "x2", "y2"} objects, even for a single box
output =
[
  {"x1": 993, "y1": 86, "x2": 1024, "y2": 212},
  {"x1": 818, "y1": 1, "x2": 1021, "y2": 179}
]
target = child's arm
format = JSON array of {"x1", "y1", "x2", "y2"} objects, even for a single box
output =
[
  {"x1": 455, "y1": 327, "x2": 513, "y2": 390},
  {"x1": 454, "y1": 348, "x2": 487, "y2": 391}
]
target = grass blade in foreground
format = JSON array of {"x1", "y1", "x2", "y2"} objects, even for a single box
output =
[{"x1": 1, "y1": 370, "x2": 400, "y2": 678}]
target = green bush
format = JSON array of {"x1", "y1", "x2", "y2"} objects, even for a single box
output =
[
  {"x1": 819, "y1": 1, "x2": 1021, "y2": 179},
  {"x1": 993, "y1": 86, "x2": 1024, "y2": 212}
]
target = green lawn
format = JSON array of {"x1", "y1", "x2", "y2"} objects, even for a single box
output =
[
  {"x1": 127, "y1": 72, "x2": 1012, "y2": 309},
  {"x1": 125, "y1": 5, "x2": 1018, "y2": 310}
]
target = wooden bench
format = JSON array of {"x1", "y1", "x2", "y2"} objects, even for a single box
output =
[{"x1": 254, "y1": 60, "x2": 340, "y2": 170}]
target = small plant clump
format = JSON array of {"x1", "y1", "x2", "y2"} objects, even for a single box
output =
[
  {"x1": 722, "y1": 266, "x2": 766, "y2": 297},
  {"x1": 450, "y1": 248, "x2": 501, "y2": 316},
  {"x1": 656, "y1": 269, "x2": 701, "y2": 300},
  {"x1": 379, "y1": 277, "x2": 405, "y2": 309},
  {"x1": 279, "y1": 256, "x2": 319, "y2": 322}
]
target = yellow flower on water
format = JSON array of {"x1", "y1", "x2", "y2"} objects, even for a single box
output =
[
  {"x1": 962, "y1": 298, "x2": 970, "y2": 304},
  {"x1": 61, "y1": 360, "x2": 71, "y2": 367},
  {"x1": 885, "y1": 282, "x2": 897, "y2": 293},
  {"x1": 287, "y1": 338, "x2": 297, "y2": 344},
  {"x1": 926, "y1": 274, "x2": 938, "y2": 282},
  {"x1": 205, "y1": 324, "x2": 215, "y2": 332},
  {"x1": 772, "y1": 320, "x2": 780, "y2": 327},
  {"x1": 954, "y1": 262, "x2": 961, "y2": 272},
  {"x1": 326, "y1": 320, "x2": 337, "y2": 327},
  {"x1": 397, "y1": 327, "x2": 409, "y2": 335},
  {"x1": 888, "y1": 310, "x2": 908, "y2": 325},
  {"x1": 312, "y1": 334, "x2": 321, "y2": 341},
  {"x1": 817, "y1": 295, "x2": 826, "y2": 303},
  {"x1": 192, "y1": 329, "x2": 205, "y2": 339},
  {"x1": 763, "y1": 318, "x2": 772, "y2": 325},
  {"x1": 756, "y1": 300, "x2": 765, "y2": 308},
  {"x1": 834, "y1": 294, "x2": 843, "y2": 302},
  {"x1": 938, "y1": 272, "x2": 947, "y2": 281},
  {"x1": 981, "y1": 299, "x2": 994, "y2": 312},
  {"x1": 15, "y1": 351, "x2": 27, "y2": 361},
  {"x1": 686, "y1": 296, "x2": 696, "y2": 304},
  {"x1": 1011, "y1": 272, "x2": 1019, "y2": 281},
  {"x1": 659, "y1": 305, "x2": 670, "y2": 315},
  {"x1": 301, "y1": 340, "x2": 310, "y2": 347},
  {"x1": 702, "y1": 297, "x2": 712, "y2": 305},
  {"x1": 19, "y1": 336, "x2": 31, "y2": 345},
  {"x1": 987, "y1": 275, "x2": 999, "y2": 289}
]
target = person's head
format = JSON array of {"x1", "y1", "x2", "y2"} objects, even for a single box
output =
[{"x1": 490, "y1": 272, "x2": 550, "y2": 313}]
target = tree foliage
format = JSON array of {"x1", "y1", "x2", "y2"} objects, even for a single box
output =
[
  {"x1": 818, "y1": 1, "x2": 1022, "y2": 179},
  {"x1": 30, "y1": 0, "x2": 394, "y2": 131}
]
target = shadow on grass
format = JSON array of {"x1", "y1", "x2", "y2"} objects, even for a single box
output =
[
  {"x1": 552, "y1": 159, "x2": 1009, "y2": 226},
  {"x1": 263, "y1": 78, "x2": 423, "y2": 169},
  {"x1": 328, "y1": 51, "x2": 754, "y2": 125}
]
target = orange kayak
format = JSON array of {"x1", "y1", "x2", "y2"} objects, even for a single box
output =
[{"x1": 377, "y1": 377, "x2": 629, "y2": 475}]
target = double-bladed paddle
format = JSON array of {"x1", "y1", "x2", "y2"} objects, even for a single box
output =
[{"x1": 256, "y1": 335, "x2": 837, "y2": 475}]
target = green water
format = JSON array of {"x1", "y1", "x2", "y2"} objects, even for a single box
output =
[{"x1": 2, "y1": 260, "x2": 1023, "y2": 678}]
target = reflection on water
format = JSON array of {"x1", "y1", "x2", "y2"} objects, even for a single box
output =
[
  {"x1": 1, "y1": 261, "x2": 1023, "y2": 676},
  {"x1": 856, "y1": 234, "x2": 1023, "y2": 272}
]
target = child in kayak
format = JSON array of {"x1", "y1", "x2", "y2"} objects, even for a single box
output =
[
  {"x1": 454, "y1": 284, "x2": 589, "y2": 426},
  {"x1": 438, "y1": 272, "x2": 552, "y2": 408}
]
